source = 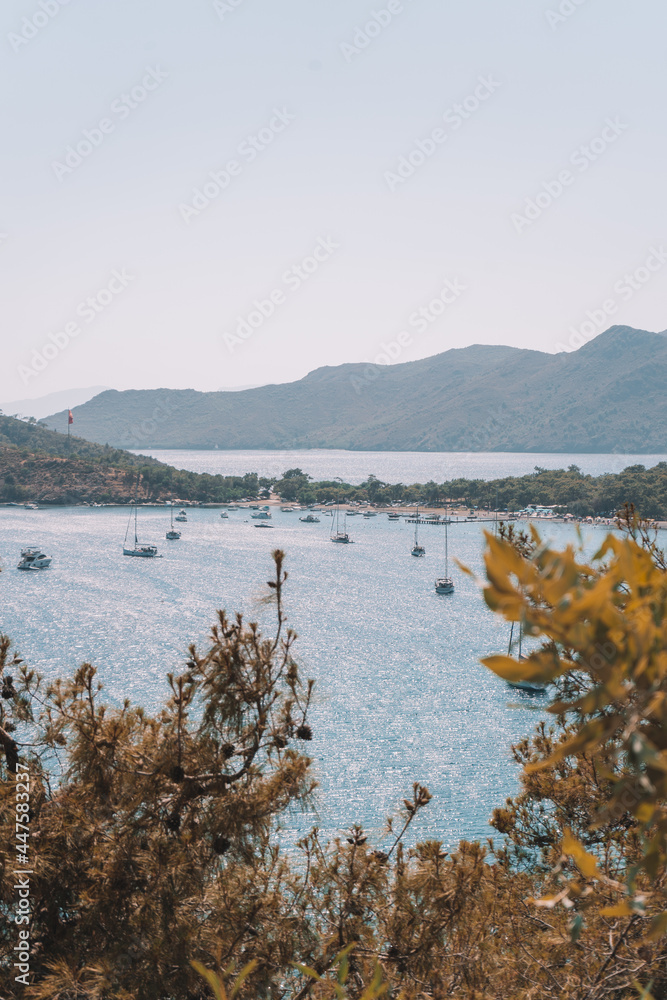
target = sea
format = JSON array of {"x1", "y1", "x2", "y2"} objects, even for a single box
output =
[
  {"x1": 0, "y1": 481, "x2": 624, "y2": 851},
  {"x1": 131, "y1": 449, "x2": 667, "y2": 484}
]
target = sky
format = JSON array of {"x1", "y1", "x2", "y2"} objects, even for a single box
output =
[{"x1": 1, "y1": 0, "x2": 666, "y2": 403}]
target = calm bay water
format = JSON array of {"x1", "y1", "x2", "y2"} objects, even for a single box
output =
[
  {"x1": 0, "y1": 507, "x2": 604, "y2": 847},
  {"x1": 133, "y1": 449, "x2": 667, "y2": 484}
]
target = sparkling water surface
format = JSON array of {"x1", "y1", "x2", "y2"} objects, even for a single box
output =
[
  {"x1": 133, "y1": 449, "x2": 667, "y2": 485},
  {"x1": 0, "y1": 508, "x2": 604, "y2": 848}
]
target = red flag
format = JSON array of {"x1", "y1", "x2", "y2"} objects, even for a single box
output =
[{"x1": 68, "y1": 410, "x2": 74, "y2": 425}]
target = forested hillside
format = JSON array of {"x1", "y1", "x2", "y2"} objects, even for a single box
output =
[{"x1": 42, "y1": 326, "x2": 667, "y2": 452}]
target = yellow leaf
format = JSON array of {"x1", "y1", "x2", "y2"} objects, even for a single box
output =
[
  {"x1": 562, "y1": 829, "x2": 602, "y2": 881},
  {"x1": 191, "y1": 962, "x2": 227, "y2": 1000},
  {"x1": 481, "y1": 655, "x2": 547, "y2": 684},
  {"x1": 230, "y1": 961, "x2": 259, "y2": 999},
  {"x1": 601, "y1": 902, "x2": 634, "y2": 918},
  {"x1": 292, "y1": 963, "x2": 322, "y2": 982}
]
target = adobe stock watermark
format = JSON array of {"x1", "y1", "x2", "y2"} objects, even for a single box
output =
[
  {"x1": 13, "y1": 765, "x2": 32, "y2": 987},
  {"x1": 51, "y1": 67, "x2": 168, "y2": 181},
  {"x1": 18, "y1": 269, "x2": 135, "y2": 385},
  {"x1": 8, "y1": 0, "x2": 76, "y2": 54},
  {"x1": 340, "y1": 0, "x2": 417, "y2": 64},
  {"x1": 350, "y1": 277, "x2": 467, "y2": 393},
  {"x1": 223, "y1": 237, "x2": 340, "y2": 353},
  {"x1": 384, "y1": 76, "x2": 501, "y2": 192},
  {"x1": 555, "y1": 246, "x2": 667, "y2": 353},
  {"x1": 178, "y1": 108, "x2": 295, "y2": 225},
  {"x1": 546, "y1": 0, "x2": 590, "y2": 30},
  {"x1": 511, "y1": 117, "x2": 628, "y2": 234},
  {"x1": 213, "y1": 0, "x2": 247, "y2": 19}
]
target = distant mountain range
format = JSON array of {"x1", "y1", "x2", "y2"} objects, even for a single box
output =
[
  {"x1": 42, "y1": 327, "x2": 667, "y2": 453},
  {"x1": 0, "y1": 386, "x2": 109, "y2": 421}
]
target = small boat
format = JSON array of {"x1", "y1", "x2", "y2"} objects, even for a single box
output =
[
  {"x1": 299, "y1": 514, "x2": 320, "y2": 523},
  {"x1": 362, "y1": 511, "x2": 377, "y2": 518},
  {"x1": 17, "y1": 548, "x2": 51, "y2": 570},
  {"x1": 251, "y1": 511, "x2": 272, "y2": 520},
  {"x1": 175, "y1": 510, "x2": 188, "y2": 523},
  {"x1": 281, "y1": 506, "x2": 294, "y2": 512},
  {"x1": 411, "y1": 507, "x2": 425, "y2": 557},
  {"x1": 346, "y1": 510, "x2": 360, "y2": 516},
  {"x1": 227, "y1": 505, "x2": 239, "y2": 510},
  {"x1": 166, "y1": 504, "x2": 181, "y2": 540},
  {"x1": 506, "y1": 622, "x2": 547, "y2": 693},
  {"x1": 254, "y1": 523, "x2": 274, "y2": 529},
  {"x1": 331, "y1": 479, "x2": 352, "y2": 543},
  {"x1": 220, "y1": 511, "x2": 229, "y2": 518},
  {"x1": 23, "y1": 503, "x2": 39, "y2": 510},
  {"x1": 435, "y1": 519, "x2": 454, "y2": 594},
  {"x1": 388, "y1": 513, "x2": 400, "y2": 520},
  {"x1": 124, "y1": 484, "x2": 160, "y2": 557}
]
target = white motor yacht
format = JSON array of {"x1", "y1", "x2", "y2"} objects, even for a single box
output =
[{"x1": 17, "y1": 548, "x2": 52, "y2": 570}]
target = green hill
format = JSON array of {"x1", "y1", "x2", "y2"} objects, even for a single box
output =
[
  {"x1": 0, "y1": 415, "x2": 260, "y2": 504},
  {"x1": 41, "y1": 326, "x2": 667, "y2": 452}
]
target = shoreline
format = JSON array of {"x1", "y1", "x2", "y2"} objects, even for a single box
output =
[{"x1": 2, "y1": 500, "x2": 663, "y2": 531}]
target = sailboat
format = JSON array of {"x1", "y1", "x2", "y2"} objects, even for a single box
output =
[
  {"x1": 411, "y1": 506, "x2": 425, "y2": 557},
  {"x1": 331, "y1": 480, "x2": 351, "y2": 543},
  {"x1": 123, "y1": 483, "x2": 159, "y2": 557},
  {"x1": 435, "y1": 519, "x2": 454, "y2": 594},
  {"x1": 166, "y1": 503, "x2": 181, "y2": 540},
  {"x1": 506, "y1": 621, "x2": 546, "y2": 693}
]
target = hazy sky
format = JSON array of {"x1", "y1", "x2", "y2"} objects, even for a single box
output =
[{"x1": 1, "y1": 0, "x2": 666, "y2": 401}]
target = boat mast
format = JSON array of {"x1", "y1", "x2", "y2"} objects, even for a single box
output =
[
  {"x1": 445, "y1": 518, "x2": 448, "y2": 577},
  {"x1": 336, "y1": 481, "x2": 340, "y2": 535},
  {"x1": 414, "y1": 506, "x2": 419, "y2": 547},
  {"x1": 134, "y1": 477, "x2": 139, "y2": 545},
  {"x1": 333, "y1": 476, "x2": 346, "y2": 539}
]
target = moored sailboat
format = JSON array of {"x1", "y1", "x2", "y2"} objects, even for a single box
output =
[
  {"x1": 166, "y1": 503, "x2": 181, "y2": 540},
  {"x1": 124, "y1": 485, "x2": 159, "y2": 557},
  {"x1": 331, "y1": 478, "x2": 351, "y2": 543},
  {"x1": 506, "y1": 622, "x2": 547, "y2": 693},
  {"x1": 411, "y1": 507, "x2": 425, "y2": 557},
  {"x1": 435, "y1": 518, "x2": 454, "y2": 594}
]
